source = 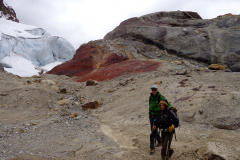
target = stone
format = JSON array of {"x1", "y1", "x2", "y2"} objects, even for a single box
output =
[
  {"x1": 173, "y1": 61, "x2": 182, "y2": 65},
  {"x1": 74, "y1": 101, "x2": 80, "y2": 106},
  {"x1": 68, "y1": 97, "x2": 74, "y2": 100},
  {"x1": 230, "y1": 62, "x2": 240, "y2": 72},
  {"x1": 154, "y1": 81, "x2": 162, "y2": 84},
  {"x1": 198, "y1": 142, "x2": 227, "y2": 160},
  {"x1": 18, "y1": 128, "x2": 24, "y2": 133},
  {"x1": 208, "y1": 64, "x2": 226, "y2": 70},
  {"x1": 42, "y1": 80, "x2": 56, "y2": 85},
  {"x1": 108, "y1": 89, "x2": 114, "y2": 93},
  {"x1": 57, "y1": 99, "x2": 70, "y2": 105},
  {"x1": 197, "y1": 134, "x2": 210, "y2": 140},
  {"x1": 33, "y1": 79, "x2": 42, "y2": 84},
  {"x1": 60, "y1": 88, "x2": 67, "y2": 94},
  {"x1": 51, "y1": 86, "x2": 59, "y2": 91},
  {"x1": 82, "y1": 101, "x2": 101, "y2": 110},
  {"x1": 182, "y1": 60, "x2": 190, "y2": 65},
  {"x1": 0, "y1": 63, "x2": 4, "y2": 72},
  {"x1": 119, "y1": 82, "x2": 125, "y2": 86},
  {"x1": 0, "y1": 93, "x2": 8, "y2": 96},
  {"x1": 70, "y1": 113, "x2": 79, "y2": 118},
  {"x1": 86, "y1": 80, "x2": 98, "y2": 86},
  {"x1": 175, "y1": 70, "x2": 188, "y2": 75},
  {"x1": 129, "y1": 88, "x2": 135, "y2": 91},
  {"x1": 76, "y1": 92, "x2": 81, "y2": 98},
  {"x1": 222, "y1": 69, "x2": 232, "y2": 72}
]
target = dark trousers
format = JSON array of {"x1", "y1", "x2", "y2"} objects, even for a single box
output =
[
  {"x1": 149, "y1": 115, "x2": 161, "y2": 149},
  {"x1": 161, "y1": 130, "x2": 174, "y2": 160}
]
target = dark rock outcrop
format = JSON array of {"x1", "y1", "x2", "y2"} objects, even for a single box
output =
[
  {"x1": 0, "y1": 63, "x2": 4, "y2": 72},
  {"x1": 86, "y1": 80, "x2": 98, "y2": 86},
  {"x1": 104, "y1": 11, "x2": 240, "y2": 71},
  {"x1": 229, "y1": 62, "x2": 240, "y2": 72},
  {"x1": 0, "y1": 0, "x2": 19, "y2": 22}
]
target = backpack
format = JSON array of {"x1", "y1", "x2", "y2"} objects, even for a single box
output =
[
  {"x1": 167, "y1": 106, "x2": 180, "y2": 141},
  {"x1": 168, "y1": 106, "x2": 179, "y2": 128}
]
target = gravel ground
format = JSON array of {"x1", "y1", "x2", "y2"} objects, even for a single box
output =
[{"x1": 1, "y1": 59, "x2": 240, "y2": 160}]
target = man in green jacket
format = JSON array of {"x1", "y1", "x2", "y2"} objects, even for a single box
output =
[{"x1": 149, "y1": 85, "x2": 172, "y2": 154}]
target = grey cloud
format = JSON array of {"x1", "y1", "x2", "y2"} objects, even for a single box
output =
[{"x1": 4, "y1": 0, "x2": 240, "y2": 49}]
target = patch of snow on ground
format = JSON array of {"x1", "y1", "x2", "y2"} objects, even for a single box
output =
[
  {"x1": 1, "y1": 52, "x2": 39, "y2": 77},
  {"x1": 40, "y1": 62, "x2": 62, "y2": 71}
]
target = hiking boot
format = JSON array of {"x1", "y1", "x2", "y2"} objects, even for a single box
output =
[
  {"x1": 150, "y1": 148, "x2": 155, "y2": 155},
  {"x1": 169, "y1": 149, "x2": 174, "y2": 158},
  {"x1": 156, "y1": 142, "x2": 162, "y2": 147}
]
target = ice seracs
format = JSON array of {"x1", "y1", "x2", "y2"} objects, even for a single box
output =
[{"x1": 0, "y1": 18, "x2": 76, "y2": 77}]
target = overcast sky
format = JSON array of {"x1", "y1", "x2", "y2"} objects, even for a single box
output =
[{"x1": 5, "y1": 0, "x2": 240, "y2": 49}]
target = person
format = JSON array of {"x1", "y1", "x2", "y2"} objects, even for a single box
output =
[
  {"x1": 158, "y1": 99, "x2": 179, "y2": 160},
  {"x1": 149, "y1": 85, "x2": 172, "y2": 154}
]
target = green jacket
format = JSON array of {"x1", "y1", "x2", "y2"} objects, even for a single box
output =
[{"x1": 149, "y1": 91, "x2": 172, "y2": 115}]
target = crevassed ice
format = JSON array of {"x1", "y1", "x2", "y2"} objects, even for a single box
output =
[{"x1": 0, "y1": 18, "x2": 75, "y2": 68}]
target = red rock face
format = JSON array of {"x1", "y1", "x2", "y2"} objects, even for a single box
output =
[
  {"x1": 47, "y1": 43, "x2": 161, "y2": 82},
  {"x1": 76, "y1": 59, "x2": 161, "y2": 82}
]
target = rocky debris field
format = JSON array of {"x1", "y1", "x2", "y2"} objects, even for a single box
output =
[{"x1": 1, "y1": 58, "x2": 240, "y2": 160}]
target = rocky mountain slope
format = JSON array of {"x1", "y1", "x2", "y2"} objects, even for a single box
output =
[
  {"x1": 2, "y1": 10, "x2": 240, "y2": 160},
  {"x1": 0, "y1": 0, "x2": 19, "y2": 22},
  {"x1": 48, "y1": 11, "x2": 240, "y2": 83},
  {"x1": 104, "y1": 11, "x2": 240, "y2": 71},
  {"x1": 1, "y1": 59, "x2": 240, "y2": 160}
]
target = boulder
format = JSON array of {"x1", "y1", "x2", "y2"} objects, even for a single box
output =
[
  {"x1": 201, "y1": 92, "x2": 240, "y2": 130},
  {"x1": 82, "y1": 101, "x2": 101, "y2": 110},
  {"x1": 208, "y1": 64, "x2": 226, "y2": 70},
  {"x1": 198, "y1": 142, "x2": 227, "y2": 160}
]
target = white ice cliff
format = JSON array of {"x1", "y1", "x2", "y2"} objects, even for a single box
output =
[
  {"x1": 0, "y1": 18, "x2": 75, "y2": 67},
  {"x1": 0, "y1": 18, "x2": 76, "y2": 77}
]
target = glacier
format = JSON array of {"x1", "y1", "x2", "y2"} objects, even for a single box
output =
[{"x1": 0, "y1": 18, "x2": 75, "y2": 67}]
